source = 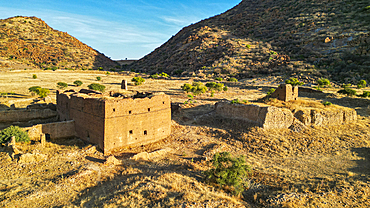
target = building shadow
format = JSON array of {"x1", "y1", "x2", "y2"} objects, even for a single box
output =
[{"x1": 349, "y1": 147, "x2": 370, "y2": 183}]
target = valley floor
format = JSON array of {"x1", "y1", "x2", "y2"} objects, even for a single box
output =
[{"x1": 0, "y1": 69, "x2": 370, "y2": 207}]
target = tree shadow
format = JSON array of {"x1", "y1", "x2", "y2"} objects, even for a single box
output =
[{"x1": 349, "y1": 147, "x2": 370, "y2": 183}]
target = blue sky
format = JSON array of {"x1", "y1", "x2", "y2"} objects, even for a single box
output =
[{"x1": 0, "y1": 0, "x2": 241, "y2": 60}]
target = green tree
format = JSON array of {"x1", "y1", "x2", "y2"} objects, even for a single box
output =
[
  {"x1": 0, "y1": 125, "x2": 30, "y2": 144},
  {"x1": 357, "y1": 80, "x2": 367, "y2": 89},
  {"x1": 204, "y1": 152, "x2": 251, "y2": 195}
]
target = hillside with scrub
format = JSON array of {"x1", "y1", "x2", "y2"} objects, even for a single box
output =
[
  {"x1": 0, "y1": 16, "x2": 118, "y2": 70},
  {"x1": 131, "y1": 0, "x2": 370, "y2": 84}
]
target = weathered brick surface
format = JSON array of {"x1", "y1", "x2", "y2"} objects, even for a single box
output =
[
  {"x1": 23, "y1": 120, "x2": 76, "y2": 140},
  {"x1": 215, "y1": 102, "x2": 294, "y2": 129},
  {"x1": 57, "y1": 91, "x2": 171, "y2": 155},
  {"x1": 270, "y1": 84, "x2": 298, "y2": 102},
  {"x1": 293, "y1": 107, "x2": 357, "y2": 126}
]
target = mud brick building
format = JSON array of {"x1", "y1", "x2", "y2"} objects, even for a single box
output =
[
  {"x1": 57, "y1": 90, "x2": 171, "y2": 154},
  {"x1": 270, "y1": 84, "x2": 298, "y2": 102}
]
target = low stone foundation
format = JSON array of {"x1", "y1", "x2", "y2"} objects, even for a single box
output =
[
  {"x1": 215, "y1": 102, "x2": 294, "y2": 129},
  {"x1": 293, "y1": 108, "x2": 357, "y2": 126},
  {"x1": 215, "y1": 101, "x2": 357, "y2": 129}
]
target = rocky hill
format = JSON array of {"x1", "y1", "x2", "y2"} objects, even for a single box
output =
[
  {"x1": 0, "y1": 16, "x2": 118, "y2": 70},
  {"x1": 131, "y1": 0, "x2": 370, "y2": 83}
]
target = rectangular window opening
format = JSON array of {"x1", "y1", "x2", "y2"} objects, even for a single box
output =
[
  {"x1": 148, "y1": 108, "x2": 150, "y2": 112},
  {"x1": 144, "y1": 130, "x2": 147, "y2": 135},
  {"x1": 129, "y1": 130, "x2": 133, "y2": 134},
  {"x1": 129, "y1": 110, "x2": 132, "y2": 114}
]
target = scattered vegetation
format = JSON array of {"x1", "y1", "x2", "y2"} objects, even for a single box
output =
[
  {"x1": 360, "y1": 91, "x2": 370, "y2": 97},
  {"x1": 322, "y1": 101, "x2": 332, "y2": 106},
  {"x1": 204, "y1": 152, "x2": 251, "y2": 195},
  {"x1": 227, "y1": 78, "x2": 238, "y2": 82},
  {"x1": 215, "y1": 77, "x2": 223, "y2": 81},
  {"x1": 88, "y1": 83, "x2": 106, "y2": 92},
  {"x1": 0, "y1": 125, "x2": 30, "y2": 144},
  {"x1": 338, "y1": 87, "x2": 357, "y2": 96},
  {"x1": 357, "y1": 80, "x2": 367, "y2": 89},
  {"x1": 317, "y1": 78, "x2": 331, "y2": 87},
  {"x1": 36, "y1": 88, "x2": 50, "y2": 98},
  {"x1": 96, "y1": 76, "x2": 101, "y2": 81},
  {"x1": 230, "y1": 98, "x2": 248, "y2": 104},
  {"x1": 181, "y1": 82, "x2": 208, "y2": 96},
  {"x1": 285, "y1": 77, "x2": 304, "y2": 86},
  {"x1": 57, "y1": 82, "x2": 68, "y2": 89},
  {"x1": 267, "y1": 88, "x2": 275, "y2": 95},
  {"x1": 131, "y1": 77, "x2": 145, "y2": 85},
  {"x1": 32, "y1": 74, "x2": 37, "y2": 79},
  {"x1": 205, "y1": 82, "x2": 225, "y2": 92},
  {"x1": 73, "y1": 80, "x2": 83, "y2": 86}
]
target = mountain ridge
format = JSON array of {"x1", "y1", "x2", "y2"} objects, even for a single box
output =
[
  {"x1": 0, "y1": 16, "x2": 118, "y2": 70},
  {"x1": 132, "y1": 0, "x2": 370, "y2": 83}
]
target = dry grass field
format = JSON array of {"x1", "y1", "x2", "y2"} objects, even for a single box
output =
[{"x1": 0, "y1": 69, "x2": 370, "y2": 207}]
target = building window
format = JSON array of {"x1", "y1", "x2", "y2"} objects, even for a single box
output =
[
  {"x1": 148, "y1": 108, "x2": 150, "y2": 112},
  {"x1": 129, "y1": 130, "x2": 133, "y2": 134},
  {"x1": 129, "y1": 110, "x2": 132, "y2": 114},
  {"x1": 113, "y1": 108, "x2": 116, "y2": 112},
  {"x1": 144, "y1": 130, "x2": 147, "y2": 135},
  {"x1": 163, "y1": 101, "x2": 165, "y2": 104}
]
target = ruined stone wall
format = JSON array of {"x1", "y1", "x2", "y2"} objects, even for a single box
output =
[
  {"x1": 0, "y1": 108, "x2": 58, "y2": 129},
  {"x1": 57, "y1": 91, "x2": 171, "y2": 154},
  {"x1": 57, "y1": 92, "x2": 105, "y2": 150},
  {"x1": 23, "y1": 120, "x2": 76, "y2": 140},
  {"x1": 215, "y1": 102, "x2": 294, "y2": 129},
  {"x1": 270, "y1": 84, "x2": 298, "y2": 102},
  {"x1": 104, "y1": 94, "x2": 171, "y2": 154},
  {"x1": 293, "y1": 108, "x2": 357, "y2": 126}
]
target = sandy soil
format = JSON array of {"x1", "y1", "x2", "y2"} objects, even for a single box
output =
[{"x1": 0, "y1": 69, "x2": 370, "y2": 207}]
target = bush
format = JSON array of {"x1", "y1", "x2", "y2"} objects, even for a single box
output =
[
  {"x1": 338, "y1": 88, "x2": 357, "y2": 96},
  {"x1": 181, "y1": 83, "x2": 193, "y2": 93},
  {"x1": 36, "y1": 88, "x2": 50, "y2": 98},
  {"x1": 267, "y1": 88, "x2": 275, "y2": 95},
  {"x1": 29, "y1": 86, "x2": 41, "y2": 93},
  {"x1": 88, "y1": 83, "x2": 106, "y2": 92},
  {"x1": 131, "y1": 77, "x2": 145, "y2": 85},
  {"x1": 149, "y1": 74, "x2": 158, "y2": 79},
  {"x1": 57, "y1": 82, "x2": 68, "y2": 89},
  {"x1": 342, "y1": 83, "x2": 351, "y2": 88},
  {"x1": 322, "y1": 101, "x2": 332, "y2": 106},
  {"x1": 96, "y1": 76, "x2": 101, "y2": 81},
  {"x1": 32, "y1": 74, "x2": 37, "y2": 79},
  {"x1": 158, "y1": 72, "x2": 169, "y2": 78},
  {"x1": 223, "y1": 86, "x2": 228, "y2": 91},
  {"x1": 204, "y1": 152, "x2": 251, "y2": 195},
  {"x1": 360, "y1": 91, "x2": 370, "y2": 97},
  {"x1": 191, "y1": 82, "x2": 208, "y2": 95},
  {"x1": 173, "y1": 69, "x2": 184, "y2": 76},
  {"x1": 73, "y1": 80, "x2": 83, "y2": 86},
  {"x1": 317, "y1": 78, "x2": 331, "y2": 87},
  {"x1": 0, "y1": 125, "x2": 30, "y2": 144},
  {"x1": 285, "y1": 77, "x2": 304, "y2": 86},
  {"x1": 206, "y1": 82, "x2": 224, "y2": 92},
  {"x1": 227, "y1": 78, "x2": 238, "y2": 82},
  {"x1": 215, "y1": 77, "x2": 223, "y2": 81},
  {"x1": 357, "y1": 80, "x2": 367, "y2": 89}
]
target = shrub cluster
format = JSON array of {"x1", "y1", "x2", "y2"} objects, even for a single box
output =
[
  {"x1": 230, "y1": 98, "x2": 248, "y2": 104},
  {"x1": 205, "y1": 82, "x2": 225, "y2": 92},
  {"x1": 88, "y1": 83, "x2": 106, "y2": 92},
  {"x1": 181, "y1": 82, "x2": 208, "y2": 95},
  {"x1": 0, "y1": 125, "x2": 30, "y2": 144},
  {"x1": 357, "y1": 80, "x2": 367, "y2": 89},
  {"x1": 267, "y1": 88, "x2": 275, "y2": 95},
  {"x1": 28, "y1": 86, "x2": 49, "y2": 98},
  {"x1": 73, "y1": 80, "x2": 83, "y2": 86},
  {"x1": 204, "y1": 152, "x2": 251, "y2": 195},
  {"x1": 317, "y1": 78, "x2": 331, "y2": 87},
  {"x1": 338, "y1": 87, "x2": 357, "y2": 96},
  {"x1": 227, "y1": 77, "x2": 238, "y2": 82},
  {"x1": 96, "y1": 76, "x2": 102, "y2": 81},
  {"x1": 57, "y1": 82, "x2": 68, "y2": 89},
  {"x1": 285, "y1": 77, "x2": 304, "y2": 86},
  {"x1": 132, "y1": 77, "x2": 145, "y2": 85}
]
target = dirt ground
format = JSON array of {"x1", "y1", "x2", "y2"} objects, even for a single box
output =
[{"x1": 0, "y1": 69, "x2": 370, "y2": 207}]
